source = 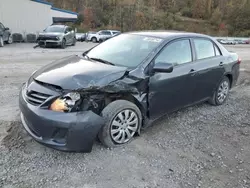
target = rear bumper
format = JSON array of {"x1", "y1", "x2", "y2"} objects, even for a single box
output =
[
  {"x1": 19, "y1": 85, "x2": 104, "y2": 152},
  {"x1": 232, "y1": 64, "x2": 240, "y2": 87}
]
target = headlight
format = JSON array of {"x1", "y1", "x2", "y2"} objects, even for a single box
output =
[
  {"x1": 50, "y1": 92, "x2": 81, "y2": 112},
  {"x1": 56, "y1": 36, "x2": 60, "y2": 40}
]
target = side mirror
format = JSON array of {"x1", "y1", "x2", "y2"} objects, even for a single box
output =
[
  {"x1": 153, "y1": 62, "x2": 174, "y2": 73},
  {"x1": 4, "y1": 27, "x2": 9, "y2": 30}
]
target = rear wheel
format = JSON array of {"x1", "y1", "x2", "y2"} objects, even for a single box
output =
[
  {"x1": 209, "y1": 76, "x2": 230, "y2": 106},
  {"x1": 98, "y1": 100, "x2": 142, "y2": 148},
  {"x1": 0, "y1": 36, "x2": 4, "y2": 47}
]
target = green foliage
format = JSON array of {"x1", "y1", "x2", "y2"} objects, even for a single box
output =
[
  {"x1": 181, "y1": 7, "x2": 192, "y2": 18},
  {"x1": 210, "y1": 8, "x2": 222, "y2": 26},
  {"x1": 47, "y1": 0, "x2": 250, "y2": 37},
  {"x1": 75, "y1": 14, "x2": 84, "y2": 25}
]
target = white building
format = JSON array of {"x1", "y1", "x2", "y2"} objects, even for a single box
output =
[{"x1": 0, "y1": 0, "x2": 78, "y2": 35}]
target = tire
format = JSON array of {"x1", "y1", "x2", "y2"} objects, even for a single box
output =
[
  {"x1": 0, "y1": 36, "x2": 4, "y2": 47},
  {"x1": 61, "y1": 38, "x2": 66, "y2": 49},
  {"x1": 98, "y1": 100, "x2": 142, "y2": 148},
  {"x1": 209, "y1": 76, "x2": 230, "y2": 106},
  {"x1": 7, "y1": 35, "x2": 13, "y2": 44},
  {"x1": 91, "y1": 37, "x2": 97, "y2": 43},
  {"x1": 72, "y1": 37, "x2": 76, "y2": 46}
]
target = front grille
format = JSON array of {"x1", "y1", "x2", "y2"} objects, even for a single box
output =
[
  {"x1": 25, "y1": 90, "x2": 51, "y2": 106},
  {"x1": 38, "y1": 35, "x2": 58, "y2": 41}
]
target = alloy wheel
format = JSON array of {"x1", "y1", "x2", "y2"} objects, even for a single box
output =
[
  {"x1": 8, "y1": 35, "x2": 13, "y2": 44},
  {"x1": 110, "y1": 109, "x2": 139, "y2": 144},
  {"x1": 217, "y1": 81, "x2": 229, "y2": 103}
]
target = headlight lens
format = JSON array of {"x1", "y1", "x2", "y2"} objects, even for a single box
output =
[{"x1": 50, "y1": 92, "x2": 81, "y2": 112}]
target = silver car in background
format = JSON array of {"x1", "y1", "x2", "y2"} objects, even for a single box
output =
[
  {"x1": 37, "y1": 25, "x2": 76, "y2": 48},
  {"x1": 86, "y1": 30, "x2": 121, "y2": 43}
]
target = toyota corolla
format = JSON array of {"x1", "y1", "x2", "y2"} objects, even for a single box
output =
[{"x1": 19, "y1": 31, "x2": 240, "y2": 152}]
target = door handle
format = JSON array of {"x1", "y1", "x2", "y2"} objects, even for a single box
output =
[
  {"x1": 190, "y1": 69, "x2": 196, "y2": 73},
  {"x1": 189, "y1": 69, "x2": 196, "y2": 76},
  {"x1": 219, "y1": 62, "x2": 224, "y2": 66}
]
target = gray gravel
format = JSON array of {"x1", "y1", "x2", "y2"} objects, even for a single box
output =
[{"x1": 0, "y1": 43, "x2": 250, "y2": 188}]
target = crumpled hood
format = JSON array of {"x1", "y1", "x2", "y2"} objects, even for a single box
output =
[{"x1": 32, "y1": 55, "x2": 128, "y2": 90}]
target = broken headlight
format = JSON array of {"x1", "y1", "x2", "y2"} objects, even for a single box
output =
[{"x1": 49, "y1": 92, "x2": 81, "y2": 112}]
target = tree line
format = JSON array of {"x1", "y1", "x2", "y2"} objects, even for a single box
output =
[{"x1": 48, "y1": 0, "x2": 250, "y2": 37}]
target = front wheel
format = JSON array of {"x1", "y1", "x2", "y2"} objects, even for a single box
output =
[
  {"x1": 7, "y1": 35, "x2": 13, "y2": 44},
  {"x1": 98, "y1": 100, "x2": 142, "y2": 148},
  {"x1": 61, "y1": 39, "x2": 66, "y2": 49},
  {"x1": 0, "y1": 36, "x2": 4, "y2": 47},
  {"x1": 209, "y1": 76, "x2": 230, "y2": 106},
  {"x1": 91, "y1": 37, "x2": 97, "y2": 43}
]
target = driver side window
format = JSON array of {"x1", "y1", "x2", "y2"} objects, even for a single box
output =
[{"x1": 155, "y1": 39, "x2": 192, "y2": 65}]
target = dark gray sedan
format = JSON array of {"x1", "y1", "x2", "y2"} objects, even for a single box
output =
[
  {"x1": 19, "y1": 31, "x2": 240, "y2": 152},
  {"x1": 37, "y1": 25, "x2": 76, "y2": 48}
]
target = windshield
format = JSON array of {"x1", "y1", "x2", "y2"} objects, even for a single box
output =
[
  {"x1": 45, "y1": 26, "x2": 64, "y2": 33},
  {"x1": 87, "y1": 34, "x2": 163, "y2": 67}
]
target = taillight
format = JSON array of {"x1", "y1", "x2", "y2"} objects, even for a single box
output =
[{"x1": 237, "y1": 58, "x2": 241, "y2": 64}]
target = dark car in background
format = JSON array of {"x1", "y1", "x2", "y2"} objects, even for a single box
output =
[
  {"x1": 19, "y1": 31, "x2": 240, "y2": 152},
  {"x1": 37, "y1": 25, "x2": 76, "y2": 48},
  {"x1": 0, "y1": 22, "x2": 13, "y2": 47}
]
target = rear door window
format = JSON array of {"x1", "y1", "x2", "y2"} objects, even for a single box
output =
[{"x1": 193, "y1": 38, "x2": 215, "y2": 60}]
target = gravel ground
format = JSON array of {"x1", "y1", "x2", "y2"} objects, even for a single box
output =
[{"x1": 0, "y1": 43, "x2": 250, "y2": 188}]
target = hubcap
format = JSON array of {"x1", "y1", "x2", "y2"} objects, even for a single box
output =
[
  {"x1": 8, "y1": 36, "x2": 13, "y2": 43},
  {"x1": 217, "y1": 81, "x2": 229, "y2": 103},
  {"x1": 110, "y1": 109, "x2": 139, "y2": 144}
]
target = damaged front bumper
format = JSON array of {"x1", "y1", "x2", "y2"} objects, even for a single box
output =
[{"x1": 19, "y1": 86, "x2": 104, "y2": 152}]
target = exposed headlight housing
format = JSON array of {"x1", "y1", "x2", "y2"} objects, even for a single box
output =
[{"x1": 50, "y1": 92, "x2": 81, "y2": 112}]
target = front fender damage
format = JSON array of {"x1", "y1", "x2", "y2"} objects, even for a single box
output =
[{"x1": 71, "y1": 71, "x2": 149, "y2": 135}]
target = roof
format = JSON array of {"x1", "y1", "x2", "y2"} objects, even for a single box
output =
[
  {"x1": 128, "y1": 30, "x2": 208, "y2": 39},
  {"x1": 31, "y1": 0, "x2": 53, "y2": 6},
  {"x1": 31, "y1": 0, "x2": 78, "y2": 16},
  {"x1": 49, "y1": 25, "x2": 67, "y2": 27},
  {"x1": 51, "y1": 7, "x2": 78, "y2": 15}
]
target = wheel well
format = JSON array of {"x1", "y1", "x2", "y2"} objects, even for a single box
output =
[
  {"x1": 104, "y1": 94, "x2": 146, "y2": 117},
  {"x1": 225, "y1": 74, "x2": 233, "y2": 88}
]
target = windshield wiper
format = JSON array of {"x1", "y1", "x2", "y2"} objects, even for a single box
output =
[{"x1": 90, "y1": 58, "x2": 115, "y2": 66}]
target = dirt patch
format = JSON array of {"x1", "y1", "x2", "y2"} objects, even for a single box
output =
[
  {"x1": 1, "y1": 120, "x2": 27, "y2": 150},
  {"x1": 237, "y1": 71, "x2": 250, "y2": 86}
]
